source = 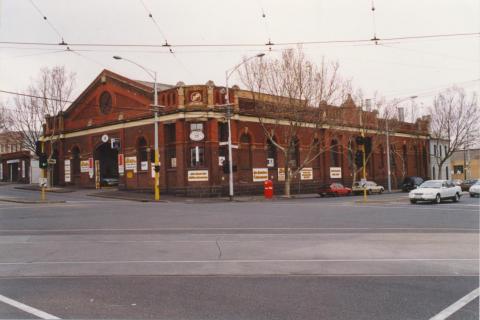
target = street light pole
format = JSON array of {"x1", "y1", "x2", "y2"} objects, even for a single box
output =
[
  {"x1": 225, "y1": 53, "x2": 265, "y2": 201},
  {"x1": 113, "y1": 56, "x2": 160, "y2": 201}
]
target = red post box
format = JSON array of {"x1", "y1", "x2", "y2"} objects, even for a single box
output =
[{"x1": 264, "y1": 180, "x2": 273, "y2": 199}]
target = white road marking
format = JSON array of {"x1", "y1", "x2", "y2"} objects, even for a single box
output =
[
  {"x1": 0, "y1": 258, "x2": 476, "y2": 265},
  {"x1": 0, "y1": 293, "x2": 60, "y2": 319},
  {"x1": 0, "y1": 227, "x2": 478, "y2": 233},
  {"x1": 429, "y1": 287, "x2": 479, "y2": 320}
]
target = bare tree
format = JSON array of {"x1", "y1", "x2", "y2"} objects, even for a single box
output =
[
  {"x1": 239, "y1": 47, "x2": 351, "y2": 197},
  {"x1": 8, "y1": 66, "x2": 75, "y2": 185},
  {"x1": 429, "y1": 87, "x2": 479, "y2": 179}
]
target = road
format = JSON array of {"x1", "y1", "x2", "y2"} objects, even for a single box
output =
[{"x1": 0, "y1": 185, "x2": 478, "y2": 319}]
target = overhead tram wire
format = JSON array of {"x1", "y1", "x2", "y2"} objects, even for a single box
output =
[
  {"x1": 1, "y1": 32, "x2": 478, "y2": 49},
  {"x1": 137, "y1": 0, "x2": 196, "y2": 78},
  {"x1": 28, "y1": 0, "x2": 67, "y2": 45},
  {"x1": 370, "y1": 0, "x2": 379, "y2": 44},
  {"x1": 256, "y1": 0, "x2": 273, "y2": 51}
]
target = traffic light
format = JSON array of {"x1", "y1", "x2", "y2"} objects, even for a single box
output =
[
  {"x1": 39, "y1": 153, "x2": 48, "y2": 169},
  {"x1": 355, "y1": 150, "x2": 363, "y2": 168},
  {"x1": 355, "y1": 136, "x2": 364, "y2": 145}
]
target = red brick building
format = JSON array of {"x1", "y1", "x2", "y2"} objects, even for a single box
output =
[{"x1": 42, "y1": 70, "x2": 430, "y2": 195}]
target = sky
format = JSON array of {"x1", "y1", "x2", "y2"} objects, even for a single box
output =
[{"x1": 0, "y1": 0, "x2": 479, "y2": 118}]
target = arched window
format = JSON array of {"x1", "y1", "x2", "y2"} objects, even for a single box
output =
[
  {"x1": 330, "y1": 139, "x2": 340, "y2": 167},
  {"x1": 137, "y1": 137, "x2": 148, "y2": 171},
  {"x1": 71, "y1": 146, "x2": 80, "y2": 175},
  {"x1": 239, "y1": 134, "x2": 252, "y2": 169},
  {"x1": 266, "y1": 137, "x2": 277, "y2": 168},
  {"x1": 288, "y1": 136, "x2": 300, "y2": 168}
]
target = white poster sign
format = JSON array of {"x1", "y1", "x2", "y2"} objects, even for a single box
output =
[
  {"x1": 118, "y1": 154, "x2": 124, "y2": 176},
  {"x1": 300, "y1": 167, "x2": 313, "y2": 180},
  {"x1": 125, "y1": 156, "x2": 137, "y2": 171},
  {"x1": 218, "y1": 156, "x2": 225, "y2": 166},
  {"x1": 141, "y1": 161, "x2": 148, "y2": 171},
  {"x1": 267, "y1": 158, "x2": 275, "y2": 168},
  {"x1": 253, "y1": 168, "x2": 269, "y2": 182},
  {"x1": 188, "y1": 170, "x2": 209, "y2": 182},
  {"x1": 330, "y1": 167, "x2": 342, "y2": 179},
  {"x1": 64, "y1": 159, "x2": 71, "y2": 183}
]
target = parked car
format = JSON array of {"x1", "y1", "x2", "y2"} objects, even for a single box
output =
[
  {"x1": 400, "y1": 176, "x2": 424, "y2": 192},
  {"x1": 409, "y1": 180, "x2": 462, "y2": 204},
  {"x1": 318, "y1": 183, "x2": 352, "y2": 197},
  {"x1": 469, "y1": 180, "x2": 480, "y2": 197},
  {"x1": 352, "y1": 181, "x2": 384, "y2": 195},
  {"x1": 101, "y1": 177, "x2": 119, "y2": 186},
  {"x1": 452, "y1": 179, "x2": 463, "y2": 186},
  {"x1": 461, "y1": 179, "x2": 478, "y2": 191}
]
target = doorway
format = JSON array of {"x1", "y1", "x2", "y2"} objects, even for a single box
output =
[{"x1": 94, "y1": 142, "x2": 119, "y2": 187}]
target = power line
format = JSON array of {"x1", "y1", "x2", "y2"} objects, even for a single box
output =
[
  {"x1": 138, "y1": 0, "x2": 169, "y2": 46},
  {"x1": 1, "y1": 32, "x2": 477, "y2": 49}
]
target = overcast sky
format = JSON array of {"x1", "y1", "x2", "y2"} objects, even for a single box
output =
[{"x1": 0, "y1": 0, "x2": 479, "y2": 116}]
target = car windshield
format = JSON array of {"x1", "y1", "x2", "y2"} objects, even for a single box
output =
[
  {"x1": 474, "y1": 181, "x2": 480, "y2": 186},
  {"x1": 419, "y1": 181, "x2": 442, "y2": 188}
]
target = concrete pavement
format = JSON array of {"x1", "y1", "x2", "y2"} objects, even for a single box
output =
[{"x1": 0, "y1": 184, "x2": 478, "y2": 319}]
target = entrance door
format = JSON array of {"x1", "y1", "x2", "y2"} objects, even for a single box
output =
[
  {"x1": 9, "y1": 163, "x2": 19, "y2": 182},
  {"x1": 94, "y1": 143, "x2": 119, "y2": 187}
]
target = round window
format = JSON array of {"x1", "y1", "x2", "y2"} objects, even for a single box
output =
[{"x1": 99, "y1": 91, "x2": 112, "y2": 114}]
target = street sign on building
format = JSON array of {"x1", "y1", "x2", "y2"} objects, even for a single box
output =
[{"x1": 330, "y1": 167, "x2": 342, "y2": 179}]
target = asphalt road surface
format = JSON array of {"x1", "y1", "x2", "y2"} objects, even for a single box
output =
[{"x1": 0, "y1": 185, "x2": 478, "y2": 319}]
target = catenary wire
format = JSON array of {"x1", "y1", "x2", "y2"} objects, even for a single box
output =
[
  {"x1": 27, "y1": 0, "x2": 66, "y2": 43},
  {"x1": 0, "y1": 32, "x2": 478, "y2": 49}
]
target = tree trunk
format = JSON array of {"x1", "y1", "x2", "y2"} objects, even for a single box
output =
[{"x1": 284, "y1": 174, "x2": 291, "y2": 198}]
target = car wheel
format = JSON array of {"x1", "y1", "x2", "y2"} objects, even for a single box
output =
[
  {"x1": 367, "y1": 189, "x2": 371, "y2": 195},
  {"x1": 410, "y1": 199, "x2": 417, "y2": 204},
  {"x1": 433, "y1": 194, "x2": 441, "y2": 204},
  {"x1": 453, "y1": 193, "x2": 460, "y2": 202},
  {"x1": 379, "y1": 189, "x2": 384, "y2": 194}
]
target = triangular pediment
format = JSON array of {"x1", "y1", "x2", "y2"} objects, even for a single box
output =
[{"x1": 63, "y1": 70, "x2": 156, "y2": 130}]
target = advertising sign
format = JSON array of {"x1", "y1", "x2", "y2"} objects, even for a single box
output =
[
  {"x1": 253, "y1": 168, "x2": 269, "y2": 182},
  {"x1": 88, "y1": 158, "x2": 94, "y2": 178},
  {"x1": 300, "y1": 167, "x2": 313, "y2": 180},
  {"x1": 64, "y1": 159, "x2": 71, "y2": 183},
  {"x1": 140, "y1": 161, "x2": 148, "y2": 171},
  {"x1": 118, "y1": 154, "x2": 124, "y2": 176},
  {"x1": 188, "y1": 170, "x2": 209, "y2": 182},
  {"x1": 278, "y1": 168, "x2": 285, "y2": 181},
  {"x1": 80, "y1": 160, "x2": 90, "y2": 173},
  {"x1": 125, "y1": 156, "x2": 137, "y2": 172},
  {"x1": 330, "y1": 167, "x2": 342, "y2": 179}
]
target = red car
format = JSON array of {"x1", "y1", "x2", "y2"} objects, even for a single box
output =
[{"x1": 318, "y1": 183, "x2": 352, "y2": 197}]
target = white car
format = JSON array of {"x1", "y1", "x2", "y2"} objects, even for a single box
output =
[
  {"x1": 352, "y1": 181, "x2": 384, "y2": 195},
  {"x1": 409, "y1": 180, "x2": 462, "y2": 204},
  {"x1": 469, "y1": 181, "x2": 480, "y2": 197}
]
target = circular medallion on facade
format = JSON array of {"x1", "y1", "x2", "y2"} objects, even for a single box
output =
[
  {"x1": 189, "y1": 130, "x2": 205, "y2": 141},
  {"x1": 99, "y1": 91, "x2": 112, "y2": 114},
  {"x1": 101, "y1": 134, "x2": 109, "y2": 143},
  {"x1": 190, "y1": 91, "x2": 202, "y2": 103}
]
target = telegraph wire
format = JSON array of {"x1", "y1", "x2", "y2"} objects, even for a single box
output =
[
  {"x1": 28, "y1": 0, "x2": 66, "y2": 45},
  {"x1": 256, "y1": 0, "x2": 273, "y2": 50}
]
